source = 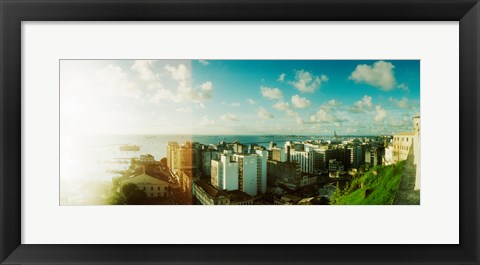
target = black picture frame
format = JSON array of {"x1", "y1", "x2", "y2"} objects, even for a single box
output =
[{"x1": 1, "y1": 0, "x2": 479, "y2": 264}]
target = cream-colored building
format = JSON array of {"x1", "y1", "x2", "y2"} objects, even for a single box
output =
[
  {"x1": 412, "y1": 115, "x2": 421, "y2": 190},
  {"x1": 192, "y1": 180, "x2": 230, "y2": 205},
  {"x1": 121, "y1": 173, "x2": 170, "y2": 198},
  {"x1": 392, "y1": 132, "x2": 415, "y2": 163},
  {"x1": 211, "y1": 151, "x2": 239, "y2": 191},
  {"x1": 392, "y1": 115, "x2": 421, "y2": 191}
]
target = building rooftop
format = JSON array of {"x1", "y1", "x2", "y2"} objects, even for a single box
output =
[
  {"x1": 194, "y1": 180, "x2": 228, "y2": 198},
  {"x1": 226, "y1": 190, "x2": 253, "y2": 203},
  {"x1": 394, "y1": 132, "x2": 415, "y2": 136}
]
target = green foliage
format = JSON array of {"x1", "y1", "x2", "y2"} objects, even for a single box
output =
[
  {"x1": 121, "y1": 183, "x2": 147, "y2": 205},
  {"x1": 331, "y1": 161, "x2": 405, "y2": 205},
  {"x1": 105, "y1": 176, "x2": 126, "y2": 205}
]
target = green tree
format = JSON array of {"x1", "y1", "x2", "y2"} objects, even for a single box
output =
[
  {"x1": 106, "y1": 177, "x2": 126, "y2": 205},
  {"x1": 121, "y1": 183, "x2": 147, "y2": 205}
]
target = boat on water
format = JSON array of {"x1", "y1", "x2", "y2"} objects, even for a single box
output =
[{"x1": 119, "y1": 144, "x2": 140, "y2": 151}]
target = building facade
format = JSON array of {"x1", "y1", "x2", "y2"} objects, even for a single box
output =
[
  {"x1": 200, "y1": 149, "x2": 219, "y2": 179},
  {"x1": 413, "y1": 115, "x2": 421, "y2": 190},
  {"x1": 271, "y1": 147, "x2": 287, "y2": 162},
  {"x1": 192, "y1": 180, "x2": 230, "y2": 205},
  {"x1": 289, "y1": 149, "x2": 315, "y2": 174},
  {"x1": 255, "y1": 150, "x2": 268, "y2": 194},
  {"x1": 211, "y1": 151, "x2": 239, "y2": 191},
  {"x1": 166, "y1": 142, "x2": 179, "y2": 172},
  {"x1": 121, "y1": 173, "x2": 170, "y2": 198},
  {"x1": 267, "y1": 160, "x2": 302, "y2": 189},
  {"x1": 233, "y1": 154, "x2": 258, "y2": 196},
  {"x1": 392, "y1": 132, "x2": 415, "y2": 163}
]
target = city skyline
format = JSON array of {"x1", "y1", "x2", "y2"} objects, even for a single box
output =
[{"x1": 60, "y1": 60, "x2": 420, "y2": 136}]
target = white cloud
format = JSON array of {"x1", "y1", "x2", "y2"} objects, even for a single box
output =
[
  {"x1": 387, "y1": 116, "x2": 410, "y2": 128},
  {"x1": 321, "y1": 99, "x2": 341, "y2": 112},
  {"x1": 198, "y1": 60, "x2": 210, "y2": 66},
  {"x1": 289, "y1": 70, "x2": 328, "y2": 93},
  {"x1": 291, "y1": 95, "x2": 311, "y2": 109},
  {"x1": 260, "y1": 86, "x2": 283, "y2": 100},
  {"x1": 175, "y1": 107, "x2": 192, "y2": 113},
  {"x1": 149, "y1": 89, "x2": 174, "y2": 103},
  {"x1": 309, "y1": 109, "x2": 348, "y2": 124},
  {"x1": 273, "y1": 101, "x2": 290, "y2": 111},
  {"x1": 272, "y1": 101, "x2": 297, "y2": 118},
  {"x1": 200, "y1": 81, "x2": 213, "y2": 92},
  {"x1": 349, "y1": 61, "x2": 397, "y2": 91},
  {"x1": 374, "y1": 106, "x2": 387, "y2": 122},
  {"x1": 153, "y1": 64, "x2": 213, "y2": 104},
  {"x1": 164, "y1": 64, "x2": 190, "y2": 81},
  {"x1": 176, "y1": 80, "x2": 213, "y2": 103},
  {"x1": 130, "y1": 60, "x2": 160, "y2": 82},
  {"x1": 199, "y1": 115, "x2": 215, "y2": 126},
  {"x1": 397, "y1": 83, "x2": 409, "y2": 91},
  {"x1": 389, "y1": 97, "x2": 411, "y2": 109},
  {"x1": 247, "y1": 98, "x2": 255, "y2": 104},
  {"x1": 96, "y1": 64, "x2": 140, "y2": 98},
  {"x1": 277, "y1": 73, "x2": 286, "y2": 82},
  {"x1": 257, "y1": 107, "x2": 274, "y2": 120},
  {"x1": 231, "y1": 102, "x2": 240, "y2": 107},
  {"x1": 295, "y1": 116, "x2": 304, "y2": 124},
  {"x1": 348, "y1": 95, "x2": 373, "y2": 113},
  {"x1": 220, "y1": 113, "x2": 239, "y2": 122},
  {"x1": 307, "y1": 100, "x2": 347, "y2": 124}
]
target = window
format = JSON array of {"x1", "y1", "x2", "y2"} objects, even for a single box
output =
[
  {"x1": 158, "y1": 187, "x2": 160, "y2": 191},
  {"x1": 151, "y1": 187, "x2": 153, "y2": 191}
]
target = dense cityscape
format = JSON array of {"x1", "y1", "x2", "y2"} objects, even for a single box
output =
[
  {"x1": 108, "y1": 116, "x2": 420, "y2": 205},
  {"x1": 60, "y1": 59, "x2": 421, "y2": 205}
]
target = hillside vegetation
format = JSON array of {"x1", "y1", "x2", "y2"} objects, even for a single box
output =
[{"x1": 331, "y1": 161, "x2": 406, "y2": 205}]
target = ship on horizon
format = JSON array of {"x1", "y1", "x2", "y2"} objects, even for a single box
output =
[{"x1": 119, "y1": 144, "x2": 140, "y2": 151}]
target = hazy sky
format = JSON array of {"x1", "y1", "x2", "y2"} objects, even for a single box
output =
[{"x1": 60, "y1": 59, "x2": 419, "y2": 135}]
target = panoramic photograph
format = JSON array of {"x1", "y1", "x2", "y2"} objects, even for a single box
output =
[{"x1": 60, "y1": 59, "x2": 420, "y2": 206}]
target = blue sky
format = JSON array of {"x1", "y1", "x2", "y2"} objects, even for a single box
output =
[{"x1": 60, "y1": 60, "x2": 419, "y2": 135}]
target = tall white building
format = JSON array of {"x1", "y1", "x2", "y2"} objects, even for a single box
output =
[
  {"x1": 166, "y1": 142, "x2": 179, "y2": 172},
  {"x1": 271, "y1": 147, "x2": 287, "y2": 162},
  {"x1": 201, "y1": 149, "x2": 219, "y2": 177},
  {"x1": 233, "y1": 154, "x2": 258, "y2": 196},
  {"x1": 211, "y1": 149, "x2": 267, "y2": 197},
  {"x1": 211, "y1": 151, "x2": 239, "y2": 191},
  {"x1": 255, "y1": 149, "x2": 268, "y2": 194},
  {"x1": 289, "y1": 149, "x2": 315, "y2": 174}
]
